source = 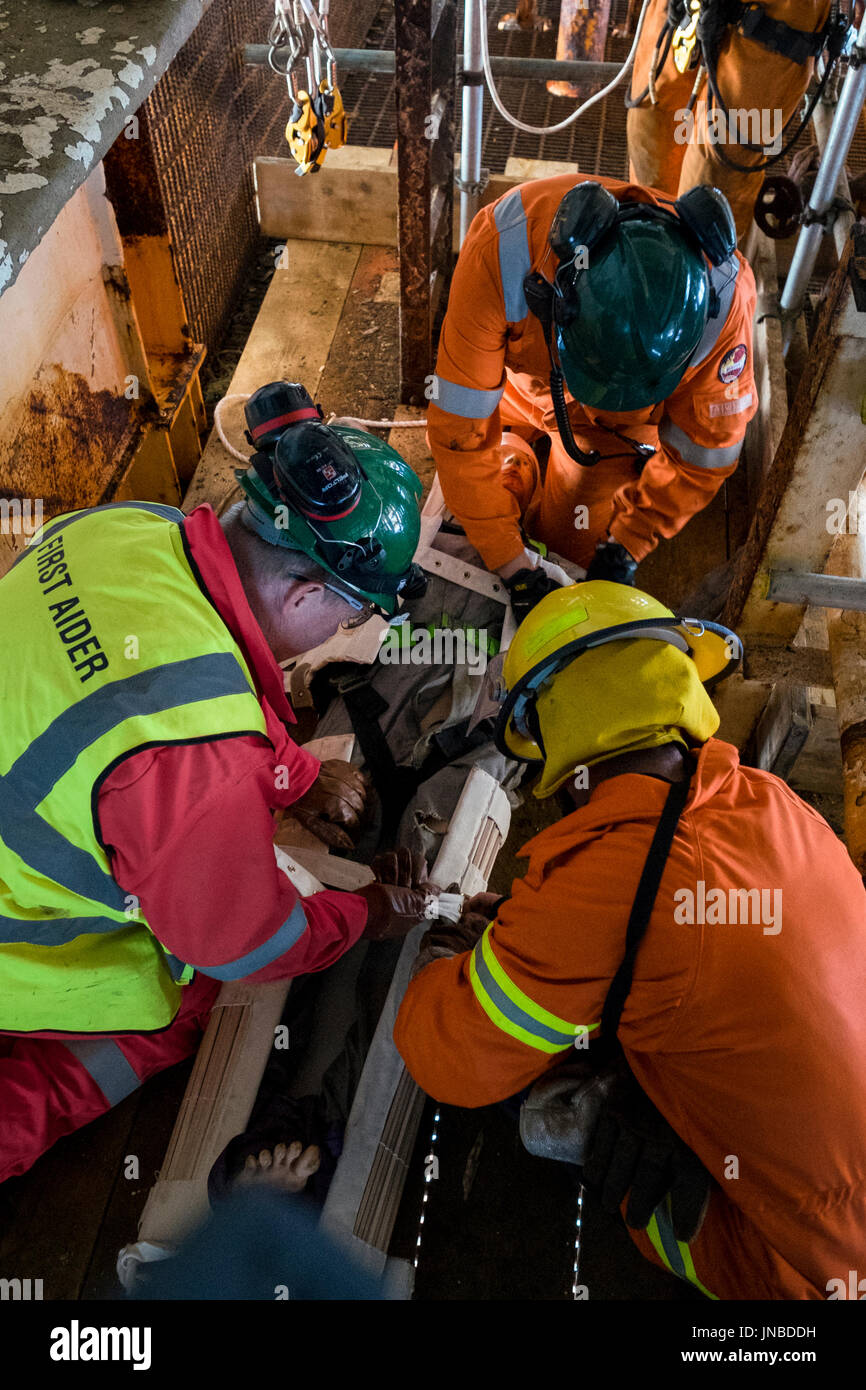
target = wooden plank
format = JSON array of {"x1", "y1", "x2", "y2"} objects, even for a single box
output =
[
  {"x1": 742, "y1": 230, "x2": 788, "y2": 509},
  {"x1": 747, "y1": 681, "x2": 811, "y2": 777},
  {"x1": 183, "y1": 239, "x2": 362, "y2": 515},
  {"x1": 0, "y1": 1085, "x2": 144, "y2": 1300},
  {"x1": 723, "y1": 241, "x2": 866, "y2": 644},
  {"x1": 256, "y1": 149, "x2": 398, "y2": 246},
  {"x1": 132, "y1": 847, "x2": 328, "y2": 1253},
  {"x1": 255, "y1": 154, "x2": 581, "y2": 253}
]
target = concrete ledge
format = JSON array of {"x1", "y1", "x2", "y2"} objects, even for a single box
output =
[{"x1": 0, "y1": 0, "x2": 212, "y2": 298}]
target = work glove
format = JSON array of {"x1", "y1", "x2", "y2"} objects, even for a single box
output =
[
  {"x1": 504, "y1": 564, "x2": 563, "y2": 623},
  {"x1": 356, "y1": 881, "x2": 435, "y2": 942},
  {"x1": 582, "y1": 1058, "x2": 711, "y2": 1242},
  {"x1": 371, "y1": 846, "x2": 430, "y2": 889},
  {"x1": 290, "y1": 759, "x2": 369, "y2": 850},
  {"x1": 585, "y1": 538, "x2": 639, "y2": 587},
  {"x1": 410, "y1": 892, "x2": 487, "y2": 979}
]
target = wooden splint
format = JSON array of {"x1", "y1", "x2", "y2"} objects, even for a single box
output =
[{"x1": 319, "y1": 766, "x2": 511, "y2": 1288}]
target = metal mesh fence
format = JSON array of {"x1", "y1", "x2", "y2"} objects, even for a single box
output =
[
  {"x1": 343, "y1": 0, "x2": 632, "y2": 176},
  {"x1": 143, "y1": 1, "x2": 289, "y2": 355}
]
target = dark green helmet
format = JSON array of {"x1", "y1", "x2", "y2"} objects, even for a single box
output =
[
  {"x1": 237, "y1": 382, "x2": 425, "y2": 617},
  {"x1": 554, "y1": 216, "x2": 710, "y2": 413}
]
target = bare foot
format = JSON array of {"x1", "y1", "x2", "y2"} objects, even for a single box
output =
[{"x1": 233, "y1": 1141, "x2": 321, "y2": 1194}]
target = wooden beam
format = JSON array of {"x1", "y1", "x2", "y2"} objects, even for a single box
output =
[
  {"x1": 320, "y1": 768, "x2": 511, "y2": 1281},
  {"x1": 827, "y1": 526, "x2": 866, "y2": 872},
  {"x1": 182, "y1": 240, "x2": 362, "y2": 514},
  {"x1": 722, "y1": 237, "x2": 866, "y2": 644},
  {"x1": 254, "y1": 152, "x2": 579, "y2": 253},
  {"x1": 747, "y1": 681, "x2": 812, "y2": 778}
]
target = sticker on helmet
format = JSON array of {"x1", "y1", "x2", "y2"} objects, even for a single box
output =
[{"x1": 718, "y1": 344, "x2": 747, "y2": 383}]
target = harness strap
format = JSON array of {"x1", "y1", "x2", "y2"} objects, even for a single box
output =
[{"x1": 599, "y1": 768, "x2": 692, "y2": 1052}]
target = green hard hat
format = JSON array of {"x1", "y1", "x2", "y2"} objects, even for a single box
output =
[
  {"x1": 555, "y1": 217, "x2": 710, "y2": 413},
  {"x1": 237, "y1": 390, "x2": 424, "y2": 617}
]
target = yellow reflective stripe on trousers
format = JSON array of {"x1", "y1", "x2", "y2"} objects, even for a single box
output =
[
  {"x1": 646, "y1": 1196, "x2": 718, "y2": 1300},
  {"x1": 469, "y1": 924, "x2": 596, "y2": 1053}
]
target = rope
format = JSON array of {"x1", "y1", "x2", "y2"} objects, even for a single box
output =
[
  {"x1": 213, "y1": 394, "x2": 428, "y2": 466},
  {"x1": 478, "y1": 0, "x2": 652, "y2": 137}
]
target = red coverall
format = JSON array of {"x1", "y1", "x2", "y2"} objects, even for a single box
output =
[
  {"x1": 0, "y1": 504, "x2": 368, "y2": 1184},
  {"x1": 428, "y1": 174, "x2": 757, "y2": 574},
  {"x1": 394, "y1": 739, "x2": 866, "y2": 1299},
  {"x1": 628, "y1": 0, "x2": 832, "y2": 237}
]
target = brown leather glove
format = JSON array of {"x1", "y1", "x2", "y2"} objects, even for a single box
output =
[
  {"x1": 356, "y1": 882, "x2": 433, "y2": 941},
  {"x1": 410, "y1": 902, "x2": 488, "y2": 979},
  {"x1": 290, "y1": 759, "x2": 369, "y2": 850},
  {"x1": 371, "y1": 847, "x2": 430, "y2": 888}
]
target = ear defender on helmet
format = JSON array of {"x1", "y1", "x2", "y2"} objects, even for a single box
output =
[
  {"x1": 236, "y1": 381, "x2": 426, "y2": 617},
  {"x1": 673, "y1": 185, "x2": 737, "y2": 266}
]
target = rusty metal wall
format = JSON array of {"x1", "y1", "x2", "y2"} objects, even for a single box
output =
[{"x1": 142, "y1": 0, "x2": 382, "y2": 356}]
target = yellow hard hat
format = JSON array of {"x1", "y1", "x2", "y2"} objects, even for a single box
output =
[{"x1": 494, "y1": 580, "x2": 742, "y2": 765}]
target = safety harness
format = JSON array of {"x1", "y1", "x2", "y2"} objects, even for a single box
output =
[
  {"x1": 598, "y1": 763, "x2": 692, "y2": 1055},
  {"x1": 629, "y1": 0, "x2": 851, "y2": 171}
]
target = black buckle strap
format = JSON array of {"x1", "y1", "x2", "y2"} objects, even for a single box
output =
[
  {"x1": 599, "y1": 769, "x2": 692, "y2": 1053},
  {"x1": 737, "y1": 2, "x2": 837, "y2": 64}
]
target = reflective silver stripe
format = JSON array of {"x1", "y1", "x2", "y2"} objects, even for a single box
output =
[
  {"x1": 432, "y1": 376, "x2": 505, "y2": 420},
  {"x1": 194, "y1": 901, "x2": 308, "y2": 981},
  {"x1": 8, "y1": 653, "x2": 253, "y2": 806},
  {"x1": 62, "y1": 1038, "x2": 141, "y2": 1106},
  {"x1": 0, "y1": 797, "x2": 128, "y2": 914},
  {"x1": 15, "y1": 501, "x2": 185, "y2": 566},
  {"x1": 472, "y1": 935, "x2": 576, "y2": 1048},
  {"x1": 0, "y1": 653, "x2": 255, "y2": 925},
  {"x1": 688, "y1": 258, "x2": 740, "y2": 369},
  {"x1": 0, "y1": 913, "x2": 122, "y2": 945},
  {"x1": 659, "y1": 418, "x2": 743, "y2": 470},
  {"x1": 494, "y1": 188, "x2": 532, "y2": 323},
  {"x1": 653, "y1": 1200, "x2": 689, "y2": 1280}
]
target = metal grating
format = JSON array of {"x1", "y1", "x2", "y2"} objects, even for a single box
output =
[
  {"x1": 342, "y1": 0, "x2": 633, "y2": 177},
  {"x1": 142, "y1": 1, "x2": 290, "y2": 356}
]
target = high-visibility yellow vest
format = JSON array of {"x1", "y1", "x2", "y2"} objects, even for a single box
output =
[{"x1": 0, "y1": 502, "x2": 270, "y2": 1034}]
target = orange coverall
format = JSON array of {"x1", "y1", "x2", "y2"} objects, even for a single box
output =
[
  {"x1": 628, "y1": 0, "x2": 832, "y2": 237},
  {"x1": 428, "y1": 174, "x2": 757, "y2": 574},
  {"x1": 394, "y1": 739, "x2": 866, "y2": 1300}
]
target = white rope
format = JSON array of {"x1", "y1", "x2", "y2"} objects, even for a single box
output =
[
  {"x1": 324, "y1": 414, "x2": 428, "y2": 430},
  {"x1": 213, "y1": 393, "x2": 254, "y2": 463},
  {"x1": 213, "y1": 394, "x2": 428, "y2": 465},
  {"x1": 479, "y1": 0, "x2": 652, "y2": 137}
]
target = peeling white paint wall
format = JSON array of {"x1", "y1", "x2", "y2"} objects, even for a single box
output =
[{"x1": 0, "y1": 163, "x2": 132, "y2": 440}]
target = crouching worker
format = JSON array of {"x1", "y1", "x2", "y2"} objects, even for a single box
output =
[
  {"x1": 0, "y1": 382, "x2": 433, "y2": 1183},
  {"x1": 394, "y1": 582, "x2": 866, "y2": 1300}
]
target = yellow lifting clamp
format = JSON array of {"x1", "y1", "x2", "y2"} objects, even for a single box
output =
[
  {"x1": 315, "y1": 78, "x2": 348, "y2": 151},
  {"x1": 269, "y1": 0, "x2": 345, "y2": 175},
  {"x1": 672, "y1": 0, "x2": 702, "y2": 73},
  {"x1": 285, "y1": 88, "x2": 326, "y2": 175}
]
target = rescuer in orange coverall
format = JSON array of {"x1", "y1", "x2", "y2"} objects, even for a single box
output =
[
  {"x1": 627, "y1": 0, "x2": 836, "y2": 238},
  {"x1": 394, "y1": 583, "x2": 866, "y2": 1300},
  {"x1": 427, "y1": 173, "x2": 757, "y2": 612}
]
